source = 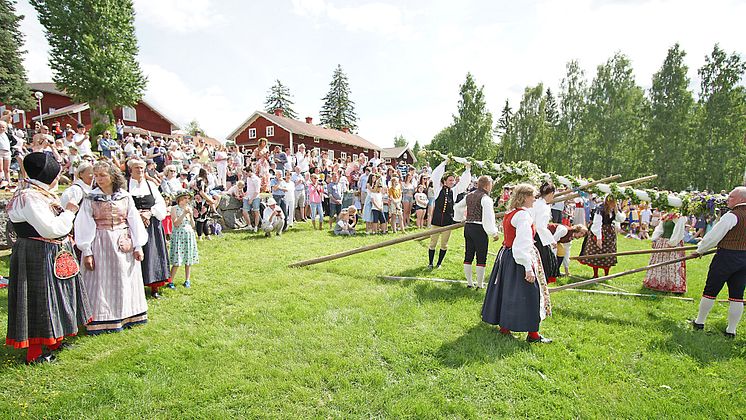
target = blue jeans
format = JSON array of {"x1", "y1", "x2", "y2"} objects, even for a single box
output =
[{"x1": 310, "y1": 202, "x2": 324, "y2": 221}]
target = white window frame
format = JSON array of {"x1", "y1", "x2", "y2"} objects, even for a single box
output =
[
  {"x1": 266, "y1": 126, "x2": 274, "y2": 137},
  {"x1": 328, "y1": 150, "x2": 334, "y2": 161},
  {"x1": 340, "y1": 151, "x2": 347, "y2": 160},
  {"x1": 352, "y1": 154, "x2": 358, "y2": 161},
  {"x1": 313, "y1": 137, "x2": 320, "y2": 143},
  {"x1": 248, "y1": 128, "x2": 256, "y2": 139},
  {"x1": 48, "y1": 107, "x2": 57, "y2": 114},
  {"x1": 122, "y1": 106, "x2": 137, "y2": 122}
]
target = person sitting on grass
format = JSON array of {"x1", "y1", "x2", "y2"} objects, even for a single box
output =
[
  {"x1": 347, "y1": 205, "x2": 358, "y2": 230},
  {"x1": 170, "y1": 191, "x2": 198, "y2": 289},
  {"x1": 334, "y1": 209, "x2": 356, "y2": 236},
  {"x1": 262, "y1": 197, "x2": 285, "y2": 237}
]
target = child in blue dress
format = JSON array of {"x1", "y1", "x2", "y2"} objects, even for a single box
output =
[{"x1": 170, "y1": 191, "x2": 199, "y2": 288}]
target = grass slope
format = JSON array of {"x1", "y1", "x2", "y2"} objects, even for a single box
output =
[{"x1": 0, "y1": 223, "x2": 744, "y2": 418}]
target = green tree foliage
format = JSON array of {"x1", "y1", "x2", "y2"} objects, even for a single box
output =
[
  {"x1": 557, "y1": 60, "x2": 588, "y2": 175},
  {"x1": 580, "y1": 53, "x2": 649, "y2": 179},
  {"x1": 0, "y1": 0, "x2": 33, "y2": 110},
  {"x1": 184, "y1": 119, "x2": 205, "y2": 136},
  {"x1": 411, "y1": 140, "x2": 421, "y2": 158},
  {"x1": 544, "y1": 88, "x2": 559, "y2": 127},
  {"x1": 693, "y1": 44, "x2": 746, "y2": 191},
  {"x1": 320, "y1": 64, "x2": 358, "y2": 131},
  {"x1": 648, "y1": 43, "x2": 695, "y2": 191},
  {"x1": 503, "y1": 84, "x2": 551, "y2": 168},
  {"x1": 393, "y1": 135, "x2": 408, "y2": 148},
  {"x1": 430, "y1": 73, "x2": 495, "y2": 160},
  {"x1": 31, "y1": 0, "x2": 147, "y2": 138},
  {"x1": 264, "y1": 79, "x2": 298, "y2": 119}
]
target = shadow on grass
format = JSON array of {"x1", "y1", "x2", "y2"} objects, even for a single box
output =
[
  {"x1": 436, "y1": 323, "x2": 527, "y2": 367},
  {"x1": 647, "y1": 318, "x2": 744, "y2": 365}
]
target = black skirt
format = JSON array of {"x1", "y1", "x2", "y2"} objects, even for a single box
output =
[
  {"x1": 6, "y1": 238, "x2": 92, "y2": 348},
  {"x1": 481, "y1": 247, "x2": 542, "y2": 332},
  {"x1": 535, "y1": 233, "x2": 560, "y2": 281},
  {"x1": 141, "y1": 216, "x2": 171, "y2": 287}
]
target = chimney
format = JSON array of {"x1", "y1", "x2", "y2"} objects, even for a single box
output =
[
  {"x1": 341, "y1": 127, "x2": 350, "y2": 133},
  {"x1": 273, "y1": 108, "x2": 284, "y2": 117},
  {"x1": 305, "y1": 116, "x2": 313, "y2": 124}
]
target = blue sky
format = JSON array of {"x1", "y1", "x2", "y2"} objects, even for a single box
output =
[{"x1": 17, "y1": 0, "x2": 746, "y2": 147}]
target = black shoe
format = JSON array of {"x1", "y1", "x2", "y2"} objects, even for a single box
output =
[
  {"x1": 151, "y1": 291, "x2": 161, "y2": 299},
  {"x1": 724, "y1": 331, "x2": 736, "y2": 339},
  {"x1": 467, "y1": 284, "x2": 473, "y2": 288},
  {"x1": 427, "y1": 264, "x2": 433, "y2": 270},
  {"x1": 52, "y1": 342, "x2": 74, "y2": 352},
  {"x1": 526, "y1": 334, "x2": 552, "y2": 344},
  {"x1": 25, "y1": 353, "x2": 55, "y2": 365},
  {"x1": 691, "y1": 320, "x2": 704, "y2": 330}
]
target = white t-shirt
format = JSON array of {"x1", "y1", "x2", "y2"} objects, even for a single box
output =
[
  {"x1": 0, "y1": 132, "x2": 10, "y2": 151},
  {"x1": 73, "y1": 133, "x2": 91, "y2": 155}
]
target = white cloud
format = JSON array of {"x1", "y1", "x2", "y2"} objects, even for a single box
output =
[
  {"x1": 134, "y1": 0, "x2": 224, "y2": 33},
  {"x1": 16, "y1": 1, "x2": 52, "y2": 82},
  {"x1": 291, "y1": 0, "x2": 415, "y2": 39},
  {"x1": 140, "y1": 64, "x2": 246, "y2": 139}
]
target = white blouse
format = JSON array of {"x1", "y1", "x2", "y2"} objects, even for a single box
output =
[
  {"x1": 651, "y1": 216, "x2": 687, "y2": 246},
  {"x1": 590, "y1": 210, "x2": 626, "y2": 240},
  {"x1": 530, "y1": 197, "x2": 554, "y2": 246},
  {"x1": 60, "y1": 179, "x2": 92, "y2": 208},
  {"x1": 128, "y1": 178, "x2": 168, "y2": 221},
  {"x1": 7, "y1": 182, "x2": 76, "y2": 239},
  {"x1": 74, "y1": 188, "x2": 149, "y2": 257},
  {"x1": 511, "y1": 208, "x2": 537, "y2": 271}
]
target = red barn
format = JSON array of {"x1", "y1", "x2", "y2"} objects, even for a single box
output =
[
  {"x1": 227, "y1": 109, "x2": 381, "y2": 161},
  {"x1": 1, "y1": 82, "x2": 178, "y2": 137}
]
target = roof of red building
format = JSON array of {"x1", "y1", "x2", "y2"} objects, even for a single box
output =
[{"x1": 228, "y1": 111, "x2": 381, "y2": 151}]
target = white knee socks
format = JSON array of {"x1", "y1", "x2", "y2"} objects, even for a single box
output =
[
  {"x1": 695, "y1": 297, "x2": 715, "y2": 324},
  {"x1": 727, "y1": 301, "x2": 744, "y2": 335},
  {"x1": 475, "y1": 265, "x2": 486, "y2": 288},
  {"x1": 463, "y1": 264, "x2": 473, "y2": 287}
]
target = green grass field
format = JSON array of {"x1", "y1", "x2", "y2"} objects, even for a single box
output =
[{"x1": 0, "y1": 222, "x2": 744, "y2": 418}]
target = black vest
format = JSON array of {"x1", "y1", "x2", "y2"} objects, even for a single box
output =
[
  {"x1": 432, "y1": 186, "x2": 455, "y2": 227},
  {"x1": 130, "y1": 180, "x2": 156, "y2": 211}
]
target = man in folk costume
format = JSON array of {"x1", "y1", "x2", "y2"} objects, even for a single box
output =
[
  {"x1": 692, "y1": 187, "x2": 746, "y2": 338},
  {"x1": 6, "y1": 152, "x2": 93, "y2": 364},
  {"x1": 454, "y1": 175, "x2": 499, "y2": 288},
  {"x1": 128, "y1": 159, "x2": 171, "y2": 299},
  {"x1": 481, "y1": 184, "x2": 552, "y2": 343},
  {"x1": 427, "y1": 159, "x2": 471, "y2": 269}
]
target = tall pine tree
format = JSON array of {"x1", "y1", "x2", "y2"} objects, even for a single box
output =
[
  {"x1": 264, "y1": 79, "x2": 298, "y2": 119},
  {"x1": 320, "y1": 64, "x2": 358, "y2": 131},
  {"x1": 0, "y1": 0, "x2": 33, "y2": 110},
  {"x1": 31, "y1": 0, "x2": 147, "y2": 136},
  {"x1": 648, "y1": 43, "x2": 695, "y2": 191},
  {"x1": 495, "y1": 99, "x2": 513, "y2": 162},
  {"x1": 393, "y1": 135, "x2": 408, "y2": 148}
]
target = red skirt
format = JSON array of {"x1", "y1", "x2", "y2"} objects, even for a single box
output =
[{"x1": 162, "y1": 215, "x2": 173, "y2": 235}]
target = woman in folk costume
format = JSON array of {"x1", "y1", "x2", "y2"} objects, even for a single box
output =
[
  {"x1": 577, "y1": 195, "x2": 626, "y2": 278},
  {"x1": 6, "y1": 152, "x2": 92, "y2": 364},
  {"x1": 643, "y1": 212, "x2": 688, "y2": 293},
  {"x1": 127, "y1": 159, "x2": 171, "y2": 298},
  {"x1": 573, "y1": 195, "x2": 587, "y2": 226},
  {"x1": 481, "y1": 184, "x2": 553, "y2": 344},
  {"x1": 454, "y1": 175, "x2": 499, "y2": 289},
  {"x1": 74, "y1": 161, "x2": 149, "y2": 335},
  {"x1": 427, "y1": 158, "x2": 471, "y2": 269},
  {"x1": 531, "y1": 182, "x2": 561, "y2": 283},
  {"x1": 549, "y1": 224, "x2": 588, "y2": 277}
]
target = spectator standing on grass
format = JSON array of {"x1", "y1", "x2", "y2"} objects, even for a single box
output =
[
  {"x1": 242, "y1": 167, "x2": 261, "y2": 232},
  {"x1": 307, "y1": 174, "x2": 324, "y2": 230},
  {"x1": 327, "y1": 172, "x2": 343, "y2": 229},
  {"x1": 170, "y1": 191, "x2": 198, "y2": 288}
]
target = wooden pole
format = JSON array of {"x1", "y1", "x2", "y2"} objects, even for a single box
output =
[
  {"x1": 569, "y1": 245, "x2": 698, "y2": 261},
  {"x1": 378, "y1": 275, "x2": 468, "y2": 285},
  {"x1": 565, "y1": 289, "x2": 695, "y2": 301},
  {"x1": 288, "y1": 174, "x2": 659, "y2": 268},
  {"x1": 550, "y1": 249, "x2": 716, "y2": 293},
  {"x1": 553, "y1": 174, "x2": 621, "y2": 200},
  {"x1": 617, "y1": 174, "x2": 658, "y2": 187},
  {"x1": 567, "y1": 275, "x2": 629, "y2": 292}
]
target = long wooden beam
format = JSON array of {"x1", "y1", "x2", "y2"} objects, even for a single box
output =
[
  {"x1": 550, "y1": 249, "x2": 716, "y2": 293},
  {"x1": 569, "y1": 245, "x2": 698, "y2": 261},
  {"x1": 553, "y1": 174, "x2": 621, "y2": 200}
]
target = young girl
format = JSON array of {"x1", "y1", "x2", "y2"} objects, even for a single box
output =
[
  {"x1": 193, "y1": 193, "x2": 211, "y2": 240},
  {"x1": 388, "y1": 177, "x2": 405, "y2": 233},
  {"x1": 369, "y1": 183, "x2": 385, "y2": 234},
  {"x1": 347, "y1": 205, "x2": 358, "y2": 229},
  {"x1": 170, "y1": 191, "x2": 199, "y2": 288},
  {"x1": 414, "y1": 185, "x2": 428, "y2": 228},
  {"x1": 334, "y1": 209, "x2": 356, "y2": 236}
]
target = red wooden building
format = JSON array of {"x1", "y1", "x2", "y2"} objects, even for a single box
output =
[
  {"x1": 381, "y1": 146, "x2": 417, "y2": 165},
  {"x1": 1, "y1": 82, "x2": 178, "y2": 137},
  {"x1": 227, "y1": 109, "x2": 381, "y2": 161}
]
